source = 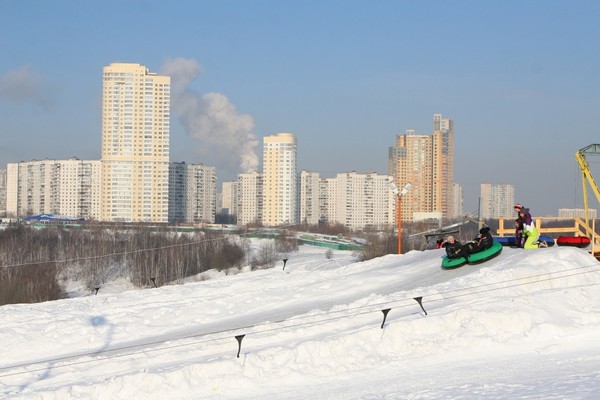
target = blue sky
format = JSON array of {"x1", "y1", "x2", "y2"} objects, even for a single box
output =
[{"x1": 1, "y1": 0, "x2": 599, "y2": 216}]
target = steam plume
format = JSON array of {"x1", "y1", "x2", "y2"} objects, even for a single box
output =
[{"x1": 162, "y1": 58, "x2": 259, "y2": 174}]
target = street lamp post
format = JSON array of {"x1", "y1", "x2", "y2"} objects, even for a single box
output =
[
  {"x1": 397, "y1": 194, "x2": 402, "y2": 254},
  {"x1": 389, "y1": 181, "x2": 412, "y2": 255}
]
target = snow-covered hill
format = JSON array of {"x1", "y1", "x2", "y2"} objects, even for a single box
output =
[{"x1": 1, "y1": 244, "x2": 600, "y2": 399}]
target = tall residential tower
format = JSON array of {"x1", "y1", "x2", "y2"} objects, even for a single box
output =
[
  {"x1": 262, "y1": 133, "x2": 297, "y2": 226},
  {"x1": 389, "y1": 114, "x2": 455, "y2": 221},
  {"x1": 101, "y1": 63, "x2": 171, "y2": 222},
  {"x1": 432, "y1": 114, "x2": 455, "y2": 218}
]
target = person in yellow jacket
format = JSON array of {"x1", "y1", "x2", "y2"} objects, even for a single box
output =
[{"x1": 519, "y1": 207, "x2": 540, "y2": 249}]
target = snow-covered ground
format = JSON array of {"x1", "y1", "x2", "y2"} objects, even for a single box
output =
[{"x1": 1, "y1": 242, "x2": 600, "y2": 399}]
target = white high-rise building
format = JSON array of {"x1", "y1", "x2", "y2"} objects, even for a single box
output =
[
  {"x1": 299, "y1": 171, "x2": 320, "y2": 225},
  {"x1": 186, "y1": 163, "x2": 216, "y2": 224},
  {"x1": 480, "y1": 183, "x2": 515, "y2": 219},
  {"x1": 168, "y1": 162, "x2": 186, "y2": 224},
  {"x1": 319, "y1": 177, "x2": 338, "y2": 225},
  {"x1": 237, "y1": 171, "x2": 262, "y2": 226},
  {"x1": 334, "y1": 172, "x2": 395, "y2": 230},
  {"x1": 220, "y1": 181, "x2": 237, "y2": 218},
  {"x1": 558, "y1": 208, "x2": 597, "y2": 219},
  {"x1": 168, "y1": 162, "x2": 216, "y2": 224},
  {"x1": 101, "y1": 63, "x2": 171, "y2": 222},
  {"x1": 262, "y1": 133, "x2": 297, "y2": 226},
  {"x1": 452, "y1": 183, "x2": 464, "y2": 218},
  {"x1": 0, "y1": 168, "x2": 6, "y2": 215},
  {"x1": 6, "y1": 158, "x2": 101, "y2": 219}
]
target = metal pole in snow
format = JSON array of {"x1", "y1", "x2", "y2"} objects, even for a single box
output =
[
  {"x1": 414, "y1": 297, "x2": 427, "y2": 315},
  {"x1": 380, "y1": 308, "x2": 391, "y2": 329},
  {"x1": 235, "y1": 334, "x2": 245, "y2": 358}
]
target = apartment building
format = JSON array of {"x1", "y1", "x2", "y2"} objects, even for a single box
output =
[
  {"x1": 186, "y1": 163, "x2": 216, "y2": 224},
  {"x1": 299, "y1": 171, "x2": 320, "y2": 225},
  {"x1": 5, "y1": 158, "x2": 101, "y2": 219},
  {"x1": 101, "y1": 63, "x2": 171, "y2": 222},
  {"x1": 237, "y1": 171, "x2": 262, "y2": 226},
  {"x1": 389, "y1": 130, "x2": 432, "y2": 221},
  {"x1": 318, "y1": 177, "x2": 338, "y2": 225},
  {"x1": 480, "y1": 183, "x2": 515, "y2": 219},
  {"x1": 388, "y1": 114, "x2": 456, "y2": 221},
  {"x1": 452, "y1": 183, "x2": 464, "y2": 218},
  {"x1": 262, "y1": 133, "x2": 297, "y2": 226},
  {"x1": 0, "y1": 169, "x2": 6, "y2": 215},
  {"x1": 220, "y1": 181, "x2": 238, "y2": 218},
  {"x1": 334, "y1": 172, "x2": 395, "y2": 230},
  {"x1": 558, "y1": 208, "x2": 597, "y2": 219},
  {"x1": 168, "y1": 162, "x2": 216, "y2": 224},
  {"x1": 432, "y1": 114, "x2": 455, "y2": 218}
]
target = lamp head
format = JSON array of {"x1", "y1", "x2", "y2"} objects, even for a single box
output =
[{"x1": 400, "y1": 182, "x2": 412, "y2": 196}]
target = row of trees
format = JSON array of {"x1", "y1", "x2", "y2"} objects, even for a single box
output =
[{"x1": 0, "y1": 225, "x2": 268, "y2": 306}]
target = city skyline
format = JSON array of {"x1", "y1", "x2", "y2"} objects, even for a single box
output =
[{"x1": 1, "y1": 1, "x2": 600, "y2": 216}]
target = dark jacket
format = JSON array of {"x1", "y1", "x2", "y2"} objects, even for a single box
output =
[
  {"x1": 473, "y1": 229, "x2": 493, "y2": 253},
  {"x1": 514, "y1": 215, "x2": 525, "y2": 247},
  {"x1": 520, "y1": 208, "x2": 533, "y2": 226},
  {"x1": 443, "y1": 239, "x2": 462, "y2": 259},
  {"x1": 515, "y1": 215, "x2": 524, "y2": 232},
  {"x1": 460, "y1": 227, "x2": 493, "y2": 258}
]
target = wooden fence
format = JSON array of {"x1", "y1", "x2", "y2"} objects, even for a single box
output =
[{"x1": 495, "y1": 216, "x2": 600, "y2": 258}]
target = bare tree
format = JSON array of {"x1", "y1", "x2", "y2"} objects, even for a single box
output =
[
  {"x1": 251, "y1": 241, "x2": 277, "y2": 270},
  {"x1": 0, "y1": 223, "x2": 247, "y2": 305}
]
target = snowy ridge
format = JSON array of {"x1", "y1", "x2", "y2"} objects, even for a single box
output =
[{"x1": 1, "y1": 245, "x2": 600, "y2": 399}]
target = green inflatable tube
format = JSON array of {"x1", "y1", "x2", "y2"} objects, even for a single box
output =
[
  {"x1": 441, "y1": 241, "x2": 503, "y2": 269},
  {"x1": 467, "y1": 241, "x2": 503, "y2": 264}
]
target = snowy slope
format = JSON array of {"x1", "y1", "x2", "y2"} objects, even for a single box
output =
[{"x1": 1, "y1": 245, "x2": 600, "y2": 399}]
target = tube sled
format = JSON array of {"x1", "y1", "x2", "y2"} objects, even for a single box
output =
[
  {"x1": 441, "y1": 255, "x2": 468, "y2": 269},
  {"x1": 441, "y1": 241, "x2": 503, "y2": 269},
  {"x1": 494, "y1": 235, "x2": 554, "y2": 248},
  {"x1": 538, "y1": 235, "x2": 555, "y2": 247},
  {"x1": 466, "y1": 241, "x2": 503, "y2": 264},
  {"x1": 556, "y1": 236, "x2": 591, "y2": 248},
  {"x1": 494, "y1": 236, "x2": 516, "y2": 246}
]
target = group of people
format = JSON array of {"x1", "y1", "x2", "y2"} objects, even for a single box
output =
[
  {"x1": 438, "y1": 202, "x2": 542, "y2": 260},
  {"x1": 439, "y1": 226, "x2": 494, "y2": 260},
  {"x1": 514, "y1": 203, "x2": 542, "y2": 249}
]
